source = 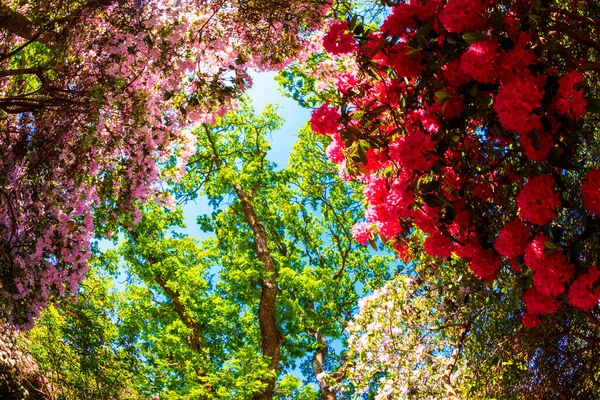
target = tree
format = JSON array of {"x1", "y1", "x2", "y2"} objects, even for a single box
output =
[
  {"x1": 23, "y1": 100, "x2": 396, "y2": 399},
  {"x1": 309, "y1": 0, "x2": 600, "y2": 330},
  {"x1": 23, "y1": 265, "x2": 140, "y2": 399},
  {"x1": 0, "y1": 0, "x2": 330, "y2": 327}
]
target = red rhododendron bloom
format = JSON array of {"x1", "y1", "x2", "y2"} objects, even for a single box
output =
[
  {"x1": 581, "y1": 169, "x2": 600, "y2": 215},
  {"x1": 519, "y1": 130, "x2": 554, "y2": 162},
  {"x1": 495, "y1": 219, "x2": 530, "y2": 258},
  {"x1": 523, "y1": 287, "x2": 560, "y2": 315},
  {"x1": 381, "y1": 3, "x2": 417, "y2": 35},
  {"x1": 442, "y1": 59, "x2": 471, "y2": 87},
  {"x1": 497, "y1": 33, "x2": 536, "y2": 80},
  {"x1": 523, "y1": 233, "x2": 573, "y2": 297},
  {"x1": 494, "y1": 72, "x2": 544, "y2": 135},
  {"x1": 469, "y1": 248, "x2": 501, "y2": 281},
  {"x1": 521, "y1": 312, "x2": 541, "y2": 328},
  {"x1": 323, "y1": 20, "x2": 357, "y2": 56},
  {"x1": 568, "y1": 267, "x2": 600, "y2": 311},
  {"x1": 335, "y1": 72, "x2": 360, "y2": 94},
  {"x1": 516, "y1": 174, "x2": 561, "y2": 225},
  {"x1": 555, "y1": 71, "x2": 587, "y2": 120},
  {"x1": 532, "y1": 258, "x2": 574, "y2": 297},
  {"x1": 383, "y1": 43, "x2": 424, "y2": 78},
  {"x1": 424, "y1": 232, "x2": 455, "y2": 258},
  {"x1": 460, "y1": 39, "x2": 499, "y2": 84},
  {"x1": 388, "y1": 129, "x2": 436, "y2": 171},
  {"x1": 439, "y1": 0, "x2": 489, "y2": 33},
  {"x1": 523, "y1": 233, "x2": 552, "y2": 271},
  {"x1": 310, "y1": 103, "x2": 340, "y2": 135}
]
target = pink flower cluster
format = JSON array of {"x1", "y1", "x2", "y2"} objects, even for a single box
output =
[
  {"x1": 322, "y1": 21, "x2": 357, "y2": 56},
  {"x1": 310, "y1": 103, "x2": 341, "y2": 135}
]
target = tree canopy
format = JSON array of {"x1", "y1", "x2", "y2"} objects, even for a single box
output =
[{"x1": 1, "y1": 0, "x2": 600, "y2": 399}]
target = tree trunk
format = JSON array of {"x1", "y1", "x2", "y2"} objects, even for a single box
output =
[
  {"x1": 310, "y1": 328, "x2": 336, "y2": 400},
  {"x1": 234, "y1": 184, "x2": 283, "y2": 400}
]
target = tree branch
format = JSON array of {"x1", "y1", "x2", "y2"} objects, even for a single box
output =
[
  {"x1": 0, "y1": 4, "x2": 53, "y2": 45},
  {"x1": 441, "y1": 318, "x2": 472, "y2": 399}
]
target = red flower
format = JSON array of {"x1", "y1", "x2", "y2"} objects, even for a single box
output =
[
  {"x1": 383, "y1": 43, "x2": 424, "y2": 78},
  {"x1": 424, "y1": 231, "x2": 455, "y2": 258},
  {"x1": 388, "y1": 129, "x2": 436, "y2": 172},
  {"x1": 523, "y1": 287, "x2": 560, "y2": 315},
  {"x1": 381, "y1": 3, "x2": 417, "y2": 36},
  {"x1": 469, "y1": 248, "x2": 501, "y2": 281},
  {"x1": 522, "y1": 312, "x2": 541, "y2": 328},
  {"x1": 495, "y1": 219, "x2": 530, "y2": 258},
  {"x1": 555, "y1": 71, "x2": 587, "y2": 121},
  {"x1": 519, "y1": 130, "x2": 554, "y2": 162},
  {"x1": 581, "y1": 169, "x2": 600, "y2": 215},
  {"x1": 494, "y1": 72, "x2": 544, "y2": 135},
  {"x1": 524, "y1": 233, "x2": 573, "y2": 297},
  {"x1": 439, "y1": 0, "x2": 489, "y2": 33},
  {"x1": 516, "y1": 174, "x2": 561, "y2": 225},
  {"x1": 460, "y1": 39, "x2": 499, "y2": 84},
  {"x1": 323, "y1": 21, "x2": 357, "y2": 56},
  {"x1": 568, "y1": 267, "x2": 600, "y2": 311},
  {"x1": 310, "y1": 103, "x2": 340, "y2": 135}
]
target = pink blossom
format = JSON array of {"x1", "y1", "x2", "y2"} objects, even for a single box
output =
[
  {"x1": 323, "y1": 21, "x2": 357, "y2": 56},
  {"x1": 310, "y1": 103, "x2": 340, "y2": 135},
  {"x1": 352, "y1": 222, "x2": 374, "y2": 245}
]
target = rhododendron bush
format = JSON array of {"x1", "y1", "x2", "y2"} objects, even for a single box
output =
[
  {"x1": 312, "y1": 0, "x2": 600, "y2": 328},
  {"x1": 0, "y1": 0, "x2": 328, "y2": 327}
]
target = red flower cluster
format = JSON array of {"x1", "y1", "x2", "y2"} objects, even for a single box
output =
[
  {"x1": 494, "y1": 219, "x2": 530, "y2": 258},
  {"x1": 494, "y1": 73, "x2": 545, "y2": 135},
  {"x1": 319, "y1": 0, "x2": 598, "y2": 327},
  {"x1": 568, "y1": 267, "x2": 600, "y2": 311},
  {"x1": 439, "y1": 0, "x2": 488, "y2": 33},
  {"x1": 460, "y1": 39, "x2": 498, "y2": 84},
  {"x1": 516, "y1": 175, "x2": 561, "y2": 225},
  {"x1": 310, "y1": 103, "x2": 340, "y2": 135},
  {"x1": 582, "y1": 169, "x2": 600, "y2": 215},
  {"x1": 555, "y1": 71, "x2": 587, "y2": 120},
  {"x1": 322, "y1": 21, "x2": 357, "y2": 56},
  {"x1": 522, "y1": 287, "x2": 560, "y2": 328}
]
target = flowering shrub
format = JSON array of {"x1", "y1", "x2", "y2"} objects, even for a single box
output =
[
  {"x1": 0, "y1": 0, "x2": 328, "y2": 328},
  {"x1": 315, "y1": 0, "x2": 600, "y2": 327}
]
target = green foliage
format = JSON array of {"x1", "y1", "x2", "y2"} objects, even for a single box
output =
[
  {"x1": 23, "y1": 98, "x2": 396, "y2": 399},
  {"x1": 25, "y1": 266, "x2": 139, "y2": 399}
]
